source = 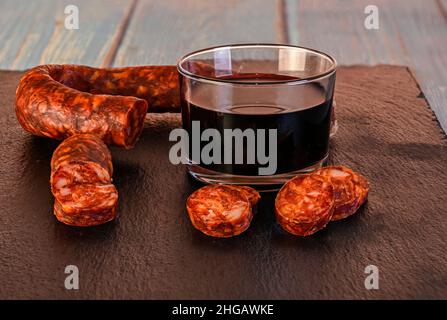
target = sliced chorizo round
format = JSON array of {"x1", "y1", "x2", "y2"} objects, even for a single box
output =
[
  {"x1": 275, "y1": 174, "x2": 334, "y2": 236},
  {"x1": 314, "y1": 166, "x2": 369, "y2": 221},
  {"x1": 51, "y1": 133, "x2": 113, "y2": 192},
  {"x1": 50, "y1": 134, "x2": 118, "y2": 226},
  {"x1": 186, "y1": 185, "x2": 253, "y2": 238}
]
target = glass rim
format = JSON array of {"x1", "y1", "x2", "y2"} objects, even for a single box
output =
[{"x1": 177, "y1": 43, "x2": 337, "y2": 86}]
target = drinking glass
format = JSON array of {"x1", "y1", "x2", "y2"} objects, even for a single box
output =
[{"x1": 177, "y1": 44, "x2": 336, "y2": 187}]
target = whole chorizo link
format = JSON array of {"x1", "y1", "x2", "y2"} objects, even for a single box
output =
[{"x1": 15, "y1": 64, "x2": 179, "y2": 148}]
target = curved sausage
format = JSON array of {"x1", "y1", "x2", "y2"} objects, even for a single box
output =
[
  {"x1": 186, "y1": 185, "x2": 253, "y2": 238},
  {"x1": 314, "y1": 166, "x2": 369, "y2": 221},
  {"x1": 275, "y1": 174, "x2": 334, "y2": 236},
  {"x1": 15, "y1": 64, "x2": 182, "y2": 148},
  {"x1": 51, "y1": 134, "x2": 118, "y2": 226},
  {"x1": 54, "y1": 64, "x2": 179, "y2": 112}
]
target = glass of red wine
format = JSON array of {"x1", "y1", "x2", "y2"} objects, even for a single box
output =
[{"x1": 177, "y1": 44, "x2": 337, "y2": 188}]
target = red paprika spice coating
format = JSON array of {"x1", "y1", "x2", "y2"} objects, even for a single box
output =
[{"x1": 15, "y1": 64, "x2": 182, "y2": 148}]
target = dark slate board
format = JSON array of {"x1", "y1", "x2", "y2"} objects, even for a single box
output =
[{"x1": 0, "y1": 66, "x2": 446, "y2": 299}]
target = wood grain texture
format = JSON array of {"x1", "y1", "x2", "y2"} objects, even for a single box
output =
[
  {"x1": 285, "y1": 0, "x2": 447, "y2": 132},
  {"x1": 0, "y1": 0, "x2": 133, "y2": 69},
  {"x1": 113, "y1": 0, "x2": 283, "y2": 66}
]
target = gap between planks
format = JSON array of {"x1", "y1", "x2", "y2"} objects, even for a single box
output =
[
  {"x1": 282, "y1": 0, "x2": 447, "y2": 134},
  {"x1": 101, "y1": 0, "x2": 138, "y2": 67}
]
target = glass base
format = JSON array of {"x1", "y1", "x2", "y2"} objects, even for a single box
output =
[{"x1": 187, "y1": 156, "x2": 328, "y2": 192}]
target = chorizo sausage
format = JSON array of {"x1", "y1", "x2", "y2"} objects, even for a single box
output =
[
  {"x1": 51, "y1": 134, "x2": 113, "y2": 190},
  {"x1": 51, "y1": 134, "x2": 118, "y2": 226},
  {"x1": 186, "y1": 185, "x2": 253, "y2": 238},
  {"x1": 314, "y1": 166, "x2": 369, "y2": 221},
  {"x1": 55, "y1": 64, "x2": 179, "y2": 112},
  {"x1": 275, "y1": 174, "x2": 334, "y2": 236},
  {"x1": 15, "y1": 64, "x2": 182, "y2": 148}
]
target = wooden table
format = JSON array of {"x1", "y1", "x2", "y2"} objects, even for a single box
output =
[
  {"x1": 0, "y1": 0, "x2": 446, "y2": 133},
  {"x1": 1, "y1": 1, "x2": 447, "y2": 300}
]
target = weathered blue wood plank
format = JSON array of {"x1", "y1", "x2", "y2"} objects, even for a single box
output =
[
  {"x1": 285, "y1": 0, "x2": 447, "y2": 133},
  {"x1": 114, "y1": 0, "x2": 283, "y2": 66},
  {"x1": 0, "y1": 0, "x2": 134, "y2": 69}
]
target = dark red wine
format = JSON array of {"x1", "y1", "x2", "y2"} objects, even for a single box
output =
[{"x1": 181, "y1": 73, "x2": 333, "y2": 176}]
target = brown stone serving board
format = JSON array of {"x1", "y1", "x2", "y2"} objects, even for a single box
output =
[{"x1": 0, "y1": 66, "x2": 446, "y2": 299}]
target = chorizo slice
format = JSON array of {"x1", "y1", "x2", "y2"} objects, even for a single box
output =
[
  {"x1": 15, "y1": 64, "x2": 153, "y2": 149},
  {"x1": 314, "y1": 166, "x2": 369, "y2": 221},
  {"x1": 51, "y1": 134, "x2": 113, "y2": 195},
  {"x1": 275, "y1": 174, "x2": 334, "y2": 236},
  {"x1": 186, "y1": 185, "x2": 253, "y2": 238},
  {"x1": 50, "y1": 134, "x2": 118, "y2": 226},
  {"x1": 51, "y1": 133, "x2": 113, "y2": 175}
]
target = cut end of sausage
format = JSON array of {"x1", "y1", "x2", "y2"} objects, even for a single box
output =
[
  {"x1": 186, "y1": 185, "x2": 253, "y2": 238},
  {"x1": 15, "y1": 65, "x2": 153, "y2": 149},
  {"x1": 50, "y1": 133, "x2": 119, "y2": 226},
  {"x1": 123, "y1": 99, "x2": 148, "y2": 149},
  {"x1": 314, "y1": 166, "x2": 369, "y2": 221},
  {"x1": 275, "y1": 174, "x2": 335, "y2": 236},
  {"x1": 51, "y1": 133, "x2": 113, "y2": 175}
]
